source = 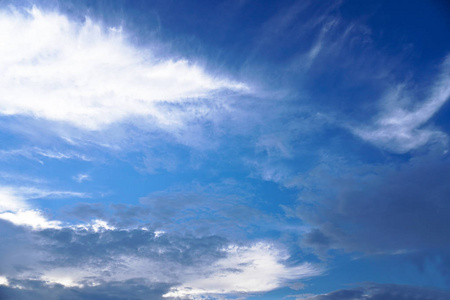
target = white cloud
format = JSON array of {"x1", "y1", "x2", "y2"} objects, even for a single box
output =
[
  {"x1": 352, "y1": 56, "x2": 450, "y2": 153},
  {"x1": 164, "y1": 242, "x2": 321, "y2": 299},
  {"x1": 41, "y1": 272, "x2": 84, "y2": 288},
  {"x1": 13, "y1": 186, "x2": 89, "y2": 200},
  {"x1": 72, "y1": 219, "x2": 116, "y2": 232},
  {"x1": 0, "y1": 186, "x2": 28, "y2": 212},
  {"x1": 73, "y1": 173, "x2": 90, "y2": 183},
  {"x1": 0, "y1": 184, "x2": 89, "y2": 230},
  {"x1": 36, "y1": 149, "x2": 91, "y2": 161},
  {"x1": 0, "y1": 147, "x2": 92, "y2": 162},
  {"x1": 0, "y1": 7, "x2": 247, "y2": 131},
  {"x1": 0, "y1": 209, "x2": 62, "y2": 230},
  {"x1": 0, "y1": 276, "x2": 9, "y2": 286}
]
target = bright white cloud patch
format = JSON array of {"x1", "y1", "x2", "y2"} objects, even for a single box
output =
[
  {"x1": 0, "y1": 7, "x2": 246, "y2": 131},
  {"x1": 164, "y1": 243, "x2": 321, "y2": 299},
  {"x1": 352, "y1": 56, "x2": 450, "y2": 153},
  {"x1": 0, "y1": 209, "x2": 62, "y2": 230},
  {"x1": 72, "y1": 219, "x2": 116, "y2": 232},
  {"x1": 0, "y1": 276, "x2": 9, "y2": 286},
  {"x1": 0, "y1": 187, "x2": 28, "y2": 212},
  {"x1": 0, "y1": 185, "x2": 87, "y2": 230}
]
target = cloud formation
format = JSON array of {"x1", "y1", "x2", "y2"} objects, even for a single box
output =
[
  {"x1": 295, "y1": 152, "x2": 450, "y2": 257},
  {"x1": 352, "y1": 56, "x2": 450, "y2": 153},
  {"x1": 0, "y1": 219, "x2": 320, "y2": 299},
  {"x1": 0, "y1": 185, "x2": 88, "y2": 229},
  {"x1": 301, "y1": 283, "x2": 450, "y2": 300},
  {"x1": 1, "y1": 1, "x2": 449, "y2": 299},
  {"x1": 0, "y1": 182, "x2": 321, "y2": 299},
  {"x1": 165, "y1": 243, "x2": 320, "y2": 298},
  {"x1": 0, "y1": 7, "x2": 246, "y2": 131}
]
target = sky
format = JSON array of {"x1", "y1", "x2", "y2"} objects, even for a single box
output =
[{"x1": 0, "y1": 0, "x2": 449, "y2": 299}]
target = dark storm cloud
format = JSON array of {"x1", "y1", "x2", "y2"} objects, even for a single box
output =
[{"x1": 303, "y1": 283, "x2": 450, "y2": 300}]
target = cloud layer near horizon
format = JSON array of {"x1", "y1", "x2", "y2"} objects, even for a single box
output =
[
  {"x1": 0, "y1": 217, "x2": 320, "y2": 299},
  {"x1": 299, "y1": 283, "x2": 450, "y2": 300}
]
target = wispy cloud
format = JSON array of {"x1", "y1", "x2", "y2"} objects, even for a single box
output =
[
  {"x1": 0, "y1": 146, "x2": 91, "y2": 162},
  {"x1": 351, "y1": 56, "x2": 450, "y2": 153},
  {"x1": 73, "y1": 173, "x2": 90, "y2": 183},
  {"x1": 0, "y1": 7, "x2": 247, "y2": 131}
]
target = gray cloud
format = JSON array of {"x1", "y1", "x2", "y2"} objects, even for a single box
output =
[
  {"x1": 138, "y1": 181, "x2": 278, "y2": 238},
  {"x1": 295, "y1": 151, "x2": 450, "y2": 255},
  {"x1": 302, "y1": 283, "x2": 450, "y2": 300},
  {"x1": 0, "y1": 215, "x2": 319, "y2": 299},
  {"x1": 0, "y1": 279, "x2": 170, "y2": 300},
  {"x1": 0, "y1": 218, "x2": 228, "y2": 294}
]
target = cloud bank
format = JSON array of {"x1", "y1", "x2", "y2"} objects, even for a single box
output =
[
  {"x1": 0, "y1": 219, "x2": 320, "y2": 299},
  {"x1": 301, "y1": 283, "x2": 450, "y2": 300}
]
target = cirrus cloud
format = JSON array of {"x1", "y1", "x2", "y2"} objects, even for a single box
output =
[{"x1": 0, "y1": 6, "x2": 247, "y2": 131}]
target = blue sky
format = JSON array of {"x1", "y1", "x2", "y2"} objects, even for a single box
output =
[{"x1": 0, "y1": 0, "x2": 449, "y2": 299}]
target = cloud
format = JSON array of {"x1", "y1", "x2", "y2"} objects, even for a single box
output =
[
  {"x1": 351, "y1": 56, "x2": 450, "y2": 153},
  {"x1": 0, "y1": 221, "x2": 228, "y2": 289},
  {"x1": 0, "y1": 146, "x2": 92, "y2": 164},
  {"x1": 0, "y1": 186, "x2": 28, "y2": 212},
  {"x1": 136, "y1": 180, "x2": 295, "y2": 240},
  {"x1": 0, "y1": 278, "x2": 171, "y2": 300},
  {"x1": 0, "y1": 209, "x2": 62, "y2": 230},
  {"x1": 73, "y1": 173, "x2": 90, "y2": 183},
  {"x1": 0, "y1": 276, "x2": 8, "y2": 286},
  {"x1": 0, "y1": 6, "x2": 246, "y2": 132},
  {"x1": 164, "y1": 242, "x2": 321, "y2": 299},
  {"x1": 294, "y1": 151, "x2": 450, "y2": 256},
  {"x1": 0, "y1": 219, "x2": 320, "y2": 299},
  {"x1": 0, "y1": 185, "x2": 89, "y2": 229},
  {"x1": 0, "y1": 191, "x2": 321, "y2": 300},
  {"x1": 301, "y1": 283, "x2": 450, "y2": 300}
]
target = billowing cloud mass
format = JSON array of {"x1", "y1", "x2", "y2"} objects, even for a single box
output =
[{"x1": 0, "y1": 217, "x2": 319, "y2": 299}]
